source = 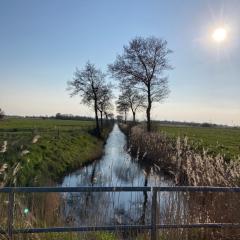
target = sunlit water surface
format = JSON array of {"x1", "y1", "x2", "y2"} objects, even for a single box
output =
[
  {"x1": 58, "y1": 124, "x2": 240, "y2": 239},
  {"x1": 61, "y1": 124, "x2": 173, "y2": 226}
]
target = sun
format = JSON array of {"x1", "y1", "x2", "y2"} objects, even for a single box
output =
[{"x1": 212, "y1": 27, "x2": 227, "y2": 42}]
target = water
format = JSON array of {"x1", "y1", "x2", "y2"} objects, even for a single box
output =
[
  {"x1": 62, "y1": 124, "x2": 172, "y2": 188},
  {"x1": 60, "y1": 124, "x2": 240, "y2": 239},
  {"x1": 61, "y1": 124, "x2": 173, "y2": 226}
]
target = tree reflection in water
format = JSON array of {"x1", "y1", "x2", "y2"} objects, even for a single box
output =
[{"x1": 61, "y1": 124, "x2": 240, "y2": 239}]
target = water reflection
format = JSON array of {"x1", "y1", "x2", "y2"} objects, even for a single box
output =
[
  {"x1": 61, "y1": 124, "x2": 172, "y2": 226},
  {"x1": 60, "y1": 124, "x2": 240, "y2": 239}
]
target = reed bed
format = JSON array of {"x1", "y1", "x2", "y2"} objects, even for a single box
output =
[{"x1": 129, "y1": 125, "x2": 240, "y2": 186}]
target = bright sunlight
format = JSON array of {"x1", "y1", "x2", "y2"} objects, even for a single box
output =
[{"x1": 212, "y1": 27, "x2": 227, "y2": 42}]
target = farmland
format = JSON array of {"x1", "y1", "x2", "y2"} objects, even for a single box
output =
[
  {"x1": 0, "y1": 118, "x2": 95, "y2": 131},
  {"x1": 158, "y1": 124, "x2": 240, "y2": 160},
  {"x1": 0, "y1": 118, "x2": 111, "y2": 186}
]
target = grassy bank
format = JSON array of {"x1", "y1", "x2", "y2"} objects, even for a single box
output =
[
  {"x1": 157, "y1": 124, "x2": 240, "y2": 160},
  {"x1": 0, "y1": 118, "x2": 112, "y2": 186},
  {"x1": 0, "y1": 118, "x2": 123, "y2": 240}
]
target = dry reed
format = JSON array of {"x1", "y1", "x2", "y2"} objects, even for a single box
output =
[{"x1": 129, "y1": 125, "x2": 240, "y2": 186}]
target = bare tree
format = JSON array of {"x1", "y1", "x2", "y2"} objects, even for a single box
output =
[
  {"x1": 0, "y1": 108, "x2": 4, "y2": 120},
  {"x1": 109, "y1": 36, "x2": 172, "y2": 131},
  {"x1": 67, "y1": 62, "x2": 105, "y2": 136},
  {"x1": 103, "y1": 103, "x2": 114, "y2": 122},
  {"x1": 97, "y1": 84, "x2": 113, "y2": 128},
  {"x1": 116, "y1": 95, "x2": 129, "y2": 124},
  {"x1": 119, "y1": 84, "x2": 146, "y2": 123}
]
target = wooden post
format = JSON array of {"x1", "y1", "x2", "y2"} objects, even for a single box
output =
[
  {"x1": 151, "y1": 188, "x2": 157, "y2": 240},
  {"x1": 8, "y1": 191, "x2": 14, "y2": 240}
]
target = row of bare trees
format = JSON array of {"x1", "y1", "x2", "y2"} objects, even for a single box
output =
[
  {"x1": 67, "y1": 62, "x2": 113, "y2": 136},
  {"x1": 116, "y1": 86, "x2": 146, "y2": 124},
  {"x1": 110, "y1": 36, "x2": 172, "y2": 131},
  {"x1": 68, "y1": 36, "x2": 172, "y2": 134}
]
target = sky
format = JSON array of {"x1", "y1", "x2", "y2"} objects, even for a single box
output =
[{"x1": 0, "y1": 0, "x2": 239, "y2": 125}]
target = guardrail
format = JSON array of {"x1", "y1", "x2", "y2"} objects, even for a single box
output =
[{"x1": 1, "y1": 186, "x2": 240, "y2": 240}]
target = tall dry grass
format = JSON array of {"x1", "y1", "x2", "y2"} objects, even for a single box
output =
[{"x1": 129, "y1": 125, "x2": 240, "y2": 186}]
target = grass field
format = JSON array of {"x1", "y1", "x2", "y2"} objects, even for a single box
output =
[
  {"x1": 0, "y1": 118, "x2": 111, "y2": 186},
  {"x1": 0, "y1": 117, "x2": 94, "y2": 131},
  {"x1": 158, "y1": 124, "x2": 240, "y2": 160}
]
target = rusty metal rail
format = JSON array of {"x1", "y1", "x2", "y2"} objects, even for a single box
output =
[{"x1": 1, "y1": 186, "x2": 240, "y2": 240}]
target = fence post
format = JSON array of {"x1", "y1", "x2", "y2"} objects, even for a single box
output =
[
  {"x1": 151, "y1": 187, "x2": 157, "y2": 240},
  {"x1": 8, "y1": 191, "x2": 14, "y2": 240}
]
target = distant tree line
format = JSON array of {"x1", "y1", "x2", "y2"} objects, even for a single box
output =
[
  {"x1": 55, "y1": 113, "x2": 95, "y2": 121},
  {"x1": 153, "y1": 120, "x2": 232, "y2": 128}
]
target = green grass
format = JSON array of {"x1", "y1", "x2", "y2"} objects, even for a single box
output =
[
  {"x1": 0, "y1": 117, "x2": 94, "y2": 131},
  {"x1": 0, "y1": 118, "x2": 111, "y2": 186},
  {"x1": 158, "y1": 124, "x2": 240, "y2": 160},
  {"x1": 0, "y1": 118, "x2": 116, "y2": 240}
]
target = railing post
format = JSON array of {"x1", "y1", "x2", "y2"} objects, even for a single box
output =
[
  {"x1": 151, "y1": 187, "x2": 157, "y2": 240},
  {"x1": 8, "y1": 191, "x2": 14, "y2": 240}
]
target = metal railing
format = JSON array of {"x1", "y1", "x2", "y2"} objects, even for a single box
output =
[{"x1": 1, "y1": 186, "x2": 240, "y2": 240}]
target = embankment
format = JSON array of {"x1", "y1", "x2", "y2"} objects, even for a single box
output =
[{"x1": 0, "y1": 125, "x2": 113, "y2": 186}]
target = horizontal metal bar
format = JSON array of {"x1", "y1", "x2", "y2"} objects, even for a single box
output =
[
  {"x1": 0, "y1": 225, "x2": 152, "y2": 234},
  {"x1": 0, "y1": 186, "x2": 152, "y2": 193},
  {"x1": 1, "y1": 186, "x2": 240, "y2": 193},
  {"x1": 155, "y1": 186, "x2": 240, "y2": 192},
  {"x1": 1, "y1": 223, "x2": 240, "y2": 235},
  {"x1": 157, "y1": 223, "x2": 240, "y2": 229}
]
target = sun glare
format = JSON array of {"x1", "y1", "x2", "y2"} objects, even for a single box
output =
[{"x1": 212, "y1": 27, "x2": 227, "y2": 42}]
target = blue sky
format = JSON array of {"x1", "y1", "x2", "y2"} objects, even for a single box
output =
[{"x1": 0, "y1": 0, "x2": 239, "y2": 125}]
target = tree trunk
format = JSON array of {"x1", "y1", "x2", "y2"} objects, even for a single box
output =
[
  {"x1": 105, "y1": 112, "x2": 108, "y2": 121},
  {"x1": 124, "y1": 110, "x2": 127, "y2": 124},
  {"x1": 133, "y1": 111, "x2": 136, "y2": 123},
  {"x1": 94, "y1": 98, "x2": 100, "y2": 136},
  {"x1": 100, "y1": 111, "x2": 103, "y2": 128},
  {"x1": 146, "y1": 84, "x2": 151, "y2": 132}
]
